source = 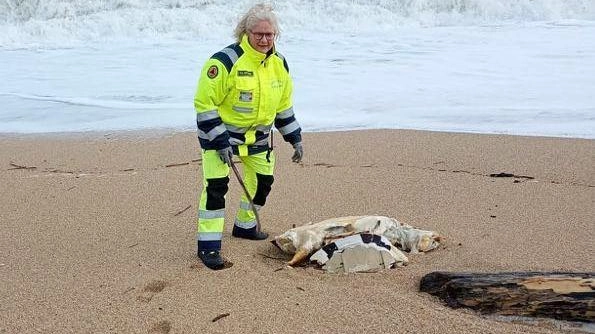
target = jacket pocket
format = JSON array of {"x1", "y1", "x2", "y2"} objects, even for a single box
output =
[{"x1": 233, "y1": 78, "x2": 256, "y2": 113}]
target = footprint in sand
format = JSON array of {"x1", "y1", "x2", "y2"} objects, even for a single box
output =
[
  {"x1": 136, "y1": 279, "x2": 168, "y2": 303},
  {"x1": 313, "y1": 162, "x2": 336, "y2": 168},
  {"x1": 148, "y1": 320, "x2": 171, "y2": 334}
]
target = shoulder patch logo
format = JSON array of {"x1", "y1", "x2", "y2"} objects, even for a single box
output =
[{"x1": 207, "y1": 65, "x2": 218, "y2": 79}]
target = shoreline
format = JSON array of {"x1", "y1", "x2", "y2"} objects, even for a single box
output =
[{"x1": 1, "y1": 126, "x2": 595, "y2": 141}]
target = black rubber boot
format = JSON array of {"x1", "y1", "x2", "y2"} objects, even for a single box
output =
[
  {"x1": 197, "y1": 250, "x2": 225, "y2": 270},
  {"x1": 232, "y1": 226, "x2": 269, "y2": 240}
]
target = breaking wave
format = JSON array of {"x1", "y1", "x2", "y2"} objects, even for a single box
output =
[{"x1": 1, "y1": 0, "x2": 594, "y2": 48}]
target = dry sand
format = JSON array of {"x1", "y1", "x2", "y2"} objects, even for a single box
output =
[{"x1": 0, "y1": 129, "x2": 593, "y2": 333}]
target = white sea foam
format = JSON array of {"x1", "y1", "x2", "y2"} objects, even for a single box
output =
[
  {"x1": 1, "y1": 0, "x2": 594, "y2": 48},
  {"x1": 0, "y1": 1, "x2": 594, "y2": 137}
]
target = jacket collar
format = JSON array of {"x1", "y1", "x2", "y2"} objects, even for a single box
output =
[{"x1": 240, "y1": 34, "x2": 275, "y2": 63}]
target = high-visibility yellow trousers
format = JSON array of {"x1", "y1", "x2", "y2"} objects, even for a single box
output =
[{"x1": 196, "y1": 149, "x2": 275, "y2": 251}]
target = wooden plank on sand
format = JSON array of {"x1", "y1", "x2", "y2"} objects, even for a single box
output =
[{"x1": 420, "y1": 271, "x2": 594, "y2": 323}]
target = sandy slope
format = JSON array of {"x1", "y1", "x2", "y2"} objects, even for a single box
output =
[{"x1": 0, "y1": 129, "x2": 593, "y2": 333}]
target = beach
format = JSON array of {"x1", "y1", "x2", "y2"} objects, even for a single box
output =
[{"x1": 0, "y1": 129, "x2": 593, "y2": 333}]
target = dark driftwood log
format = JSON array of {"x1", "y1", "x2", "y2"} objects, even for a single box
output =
[{"x1": 420, "y1": 272, "x2": 594, "y2": 323}]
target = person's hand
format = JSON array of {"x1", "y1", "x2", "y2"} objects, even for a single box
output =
[
  {"x1": 217, "y1": 147, "x2": 233, "y2": 165},
  {"x1": 291, "y1": 142, "x2": 303, "y2": 163}
]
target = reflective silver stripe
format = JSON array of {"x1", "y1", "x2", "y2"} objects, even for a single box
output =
[
  {"x1": 254, "y1": 138, "x2": 269, "y2": 146},
  {"x1": 278, "y1": 121, "x2": 300, "y2": 135},
  {"x1": 197, "y1": 123, "x2": 227, "y2": 141},
  {"x1": 239, "y1": 201, "x2": 250, "y2": 210},
  {"x1": 234, "y1": 218, "x2": 257, "y2": 229},
  {"x1": 232, "y1": 106, "x2": 253, "y2": 113},
  {"x1": 198, "y1": 209, "x2": 225, "y2": 219},
  {"x1": 239, "y1": 201, "x2": 261, "y2": 211},
  {"x1": 196, "y1": 110, "x2": 220, "y2": 122},
  {"x1": 197, "y1": 232, "x2": 223, "y2": 241},
  {"x1": 254, "y1": 124, "x2": 272, "y2": 133},
  {"x1": 226, "y1": 124, "x2": 248, "y2": 134},
  {"x1": 222, "y1": 47, "x2": 239, "y2": 64},
  {"x1": 276, "y1": 107, "x2": 294, "y2": 119}
]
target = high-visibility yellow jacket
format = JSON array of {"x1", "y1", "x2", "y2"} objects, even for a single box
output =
[{"x1": 194, "y1": 34, "x2": 301, "y2": 156}]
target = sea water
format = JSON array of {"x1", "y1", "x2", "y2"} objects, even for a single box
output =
[{"x1": 1, "y1": 0, "x2": 594, "y2": 138}]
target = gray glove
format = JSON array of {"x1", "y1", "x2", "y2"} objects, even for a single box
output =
[
  {"x1": 217, "y1": 147, "x2": 233, "y2": 166},
  {"x1": 291, "y1": 142, "x2": 303, "y2": 163}
]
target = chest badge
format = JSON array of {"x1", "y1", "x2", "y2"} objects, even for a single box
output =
[
  {"x1": 238, "y1": 70, "x2": 254, "y2": 77},
  {"x1": 239, "y1": 91, "x2": 253, "y2": 102}
]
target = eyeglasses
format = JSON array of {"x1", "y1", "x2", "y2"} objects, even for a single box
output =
[{"x1": 249, "y1": 31, "x2": 275, "y2": 41}]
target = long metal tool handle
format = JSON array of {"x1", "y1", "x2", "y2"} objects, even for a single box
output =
[{"x1": 229, "y1": 157, "x2": 261, "y2": 233}]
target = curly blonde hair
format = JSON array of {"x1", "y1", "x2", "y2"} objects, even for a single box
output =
[{"x1": 234, "y1": 3, "x2": 280, "y2": 43}]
